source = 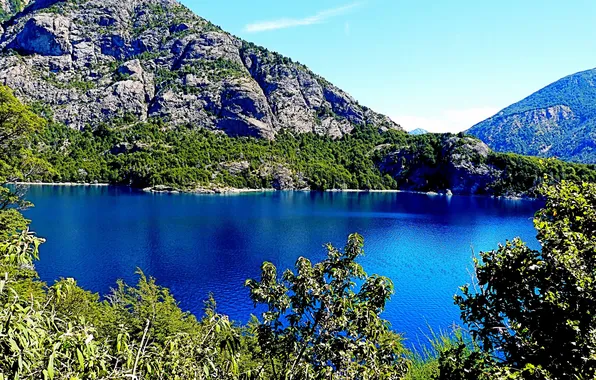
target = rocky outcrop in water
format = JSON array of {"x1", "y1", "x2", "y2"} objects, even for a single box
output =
[{"x1": 0, "y1": 0, "x2": 401, "y2": 138}]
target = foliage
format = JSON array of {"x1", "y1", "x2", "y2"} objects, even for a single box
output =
[
  {"x1": 441, "y1": 180, "x2": 596, "y2": 379},
  {"x1": 404, "y1": 328, "x2": 472, "y2": 380},
  {"x1": 246, "y1": 233, "x2": 409, "y2": 379},
  {"x1": 0, "y1": 86, "x2": 46, "y2": 211},
  {"x1": 29, "y1": 114, "x2": 596, "y2": 196},
  {"x1": 0, "y1": 230, "x2": 251, "y2": 379}
]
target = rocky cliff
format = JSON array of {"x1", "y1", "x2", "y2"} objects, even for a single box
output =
[
  {"x1": 0, "y1": 0, "x2": 400, "y2": 139},
  {"x1": 468, "y1": 68, "x2": 596, "y2": 163},
  {"x1": 378, "y1": 135, "x2": 505, "y2": 195}
]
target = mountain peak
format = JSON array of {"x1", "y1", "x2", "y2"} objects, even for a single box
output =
[
  {"x1": 467, "y1": 67, "x2": 596, "y2": 163},
  {"x1": 409, "y1": 128, "x2": 428, "y2": 135},
  {"x1": 0, "y1": 0, "x2": 401, "y2": 138}
]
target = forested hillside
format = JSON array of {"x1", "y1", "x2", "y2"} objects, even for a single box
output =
[
  {"x1": 3, "y1": 91, "x2": 596, "y2": 378},
  {"x1": 25, "y1": 102, "x2": 596, "y2": 197}
]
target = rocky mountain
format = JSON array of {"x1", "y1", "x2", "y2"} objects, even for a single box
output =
[
  {"x1": 467, "y1": 68, "x2": 596, "y2": 163},
  {"x1": 0, "y1": 0, "x2": 400, "y2": 139},
  {"x1": 2, "y1": 0, "x2": 594, "y2": 197}
]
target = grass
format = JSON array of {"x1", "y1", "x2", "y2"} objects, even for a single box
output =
[{"x1": 405, "y1": 327, "x2": 469, "y2": 380}]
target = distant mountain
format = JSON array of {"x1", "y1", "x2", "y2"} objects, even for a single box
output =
[
  {"x1": 2, "y1": 0, "x2": 595, "y2": 197},
  {"x1": 409, "y1": 128, "x2": 428, "y2": 135},
  {"x1": 467, "y1": 68, "x2": 596, "y2": 163},
  {"x1": 0, "y1": 0, "x2": 400, "y2": 139}
]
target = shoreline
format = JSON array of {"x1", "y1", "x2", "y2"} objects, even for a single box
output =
[
  {"x1": 13, "y1": 182, "x2": 430, "y2": 195},
  {"x1": 146, "y1": 186, "x2": 278, "y2": 195},
  {"x1": 12, "y1": 182, "x2": 530, "y2": 200},
  {"x1": 14, "y1": 181, "x2": 110, "y2": 186}
]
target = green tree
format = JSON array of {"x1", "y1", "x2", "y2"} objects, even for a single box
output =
[
  {"x1": 0, "y1": 85, "x2": 46, "y2": 210},
  {"x1": 440, "y1": 180, "x2": 596, "y2": 379},
  {"x1": 245, "y1": 233, "x2": 409, "y2": 379}
]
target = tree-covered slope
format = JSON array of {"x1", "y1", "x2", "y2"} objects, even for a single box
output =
[
  {"x1": 0, "y1": 0, "x2": 30, "y2": 20},
  {"x1": 0, "y1": 0, "x2": 400, "y2": 139},
  {"x1": 1, "y1": 1, "x2": 594, "y2": 196},
  {"x1": 29, "y1": 113, "x2": 596, "y2": 197},
  {"x1": 467, "y1": 68, "x2": 596, "y2": 163}
]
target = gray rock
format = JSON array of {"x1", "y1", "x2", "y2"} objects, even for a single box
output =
[
  {"x1": 10, "y1": 15, "x2": 72, "y2": 56},
  {"x1": 0, "y1": 0, "x2": 402, "y2": 139},
  {"x1": 220, "y1": 161, "x2": 250, "y2": 175},
  {"x1": 378, "y1": 135, "x2": 503, "y2": 195},
  {"x1": 110, "y1": 142, "x2": 146, "y2": 155},
  {"x1": 217, "y1": 79, "x2": 277, "y2": 138},
  {"x1": 259, "y1": 164, "x2": 301, "y2": 190},
  {"x1": 104, "y1": 79, "x2": 150, "y2": 121}
]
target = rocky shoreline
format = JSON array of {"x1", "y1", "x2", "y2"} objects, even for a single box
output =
[
  {"x1": 14, "y1": 182, "x2": 110, "y2": 186},
  {"x1": 14, "y1": 182, "x2": 529, "y2": 200},
  {"x1": 143, "y1": 184, "x2": 276, "y2": 194}
]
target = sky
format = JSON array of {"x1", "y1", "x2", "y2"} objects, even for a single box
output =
[{"x1": 180, "y1": 0, "x2": 596, "y2": 133}]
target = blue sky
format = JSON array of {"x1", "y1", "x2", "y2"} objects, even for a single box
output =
[{"x1": 181, "y1": 0, "x2": 596, "y2": 133}]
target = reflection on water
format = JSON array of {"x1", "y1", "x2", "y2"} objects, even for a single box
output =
[{"x1": 23, "y1": 185, "x2": 543, "y2": 348}]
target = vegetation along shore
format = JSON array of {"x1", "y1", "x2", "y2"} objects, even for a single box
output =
[{"x1": 1, "y1": 0, "x2": 596, "y2": 378}]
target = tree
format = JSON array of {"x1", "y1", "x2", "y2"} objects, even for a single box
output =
[
  {"x1": 0, "y1": 230, "x2": 249, "y2": 379},
  {"x1": 0, "y1": 85, "x2": 46, "y2": 210},
  {"x1": 245, "y1": 233, "x2": 409, "y2": 379},
  {"x1": 440, "y1": 180, "x2": 596, "y2": 379},
  {"x1": 0, "y1": 86, "x2": 44, "y2": 154}
]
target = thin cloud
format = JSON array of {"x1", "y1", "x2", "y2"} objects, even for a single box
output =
[{"x1": 244, "y1": 3, "x2": 361, "y2": 33}]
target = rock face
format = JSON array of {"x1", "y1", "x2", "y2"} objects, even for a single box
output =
[
  {"x1": 468, "y1": 68, "x2": 596, "y2": 163},
  {"x1": 0, "y1": 0, "x2": 401, "y2": 139},
  {"x1": 378, "y1": 135, "x2": 503, "y2": 195},
  {"x1": 10, "y1": 14, "x2": 72, "y2": 55}
]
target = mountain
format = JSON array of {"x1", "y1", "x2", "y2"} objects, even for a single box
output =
[
  {"x1": 0, "y1": 0, "x2": 594, "y2": 196},
  {"x1": 0, "y1": 0, "x2": 400, "y2": 139},
  {"x1": 409, "y1": 128, "x2": 428, "y2": 135},
  {"x1": 467, "y1": 68, "x2": 596, "y2": 163}
]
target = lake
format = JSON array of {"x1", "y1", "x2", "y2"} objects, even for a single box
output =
[{"x1": 23, "y1": 185, "x2": 542, "y2": 348}]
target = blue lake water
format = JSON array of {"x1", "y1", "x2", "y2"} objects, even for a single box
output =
[{"x1": 22, "y1": 186, "x2": 543, "y2": 348}]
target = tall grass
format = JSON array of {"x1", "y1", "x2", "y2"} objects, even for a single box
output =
[{"x1": 405, "y1": 327, "x2": 469, "y2": 380}]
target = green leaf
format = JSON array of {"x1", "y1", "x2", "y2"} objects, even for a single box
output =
[{"x1": 77, "y1": 348, "x2": 84, "y2": 371}]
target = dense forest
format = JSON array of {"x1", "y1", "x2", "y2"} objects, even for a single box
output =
[
  {"x1": 2, "y1": 84, "x2": 596, "y2": 379},
  {"x1": 22, "y1": 87, "x2": 596, "y2": 197}
]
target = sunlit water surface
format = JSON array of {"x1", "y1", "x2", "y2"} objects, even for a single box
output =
[{"x1": 23, "y1": 186, "x2": 542, "y2": 348}]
